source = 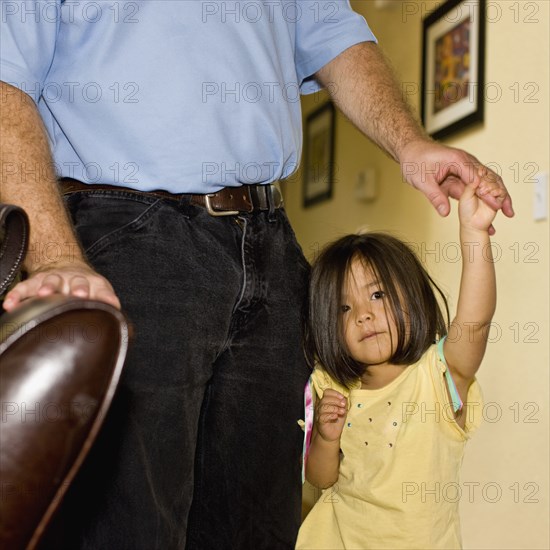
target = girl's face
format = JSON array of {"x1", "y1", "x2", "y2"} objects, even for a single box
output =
[{"x1": 341, "y1": 259, "x2": 400, "y2": 367}]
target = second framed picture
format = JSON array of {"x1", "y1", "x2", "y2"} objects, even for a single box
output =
[
  {"x1": 303, "y1": 101, "x2": 336, "y2": 208},
  {"x1": 421, "y1": 0, "x2": 486, "y2": 139}
]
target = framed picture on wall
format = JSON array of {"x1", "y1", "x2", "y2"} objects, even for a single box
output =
[
  {"x1": 303, "y1": 101, "x2": 336, "y2": 208},
  {"x1": 421, "y1": 0, "x2": 486, "y2": 139}
]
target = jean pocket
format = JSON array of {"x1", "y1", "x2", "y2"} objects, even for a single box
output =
[{"x1": 66, "y1": 193, "x2": 163, "y2": 260}]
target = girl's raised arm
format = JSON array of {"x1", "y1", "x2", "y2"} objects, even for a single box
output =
[{"x1": 443, "y1": 178, "x2": 505, "y2": 402}]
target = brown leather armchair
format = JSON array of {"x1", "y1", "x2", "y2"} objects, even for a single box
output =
[{"x1": 0, "y1": 204, "x2": 128, "y2": 549}]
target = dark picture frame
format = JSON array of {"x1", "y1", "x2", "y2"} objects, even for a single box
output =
[
  {"x1": 421, "y1": 0, "x2": 486, "y2": 139},
  {"x1": 303, "y1": 101, "x2": 336, "y2": 208}
]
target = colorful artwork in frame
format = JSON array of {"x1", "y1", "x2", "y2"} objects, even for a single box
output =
[{"x1": 422, "y1": 0, "x2": 485, "y2": 139}]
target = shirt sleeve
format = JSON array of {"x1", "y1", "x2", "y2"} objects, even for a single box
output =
[
  {"x1": 310, "y1": 364, "x2": 361, "y2": 406},
  {"x1": 428, "y1": 344, "x2": 484, "y2": 439},
  {"x1": 294, "y1": 0, "x2": 377, "y2": 94},
  {"x1": 0, "y1": 0, "x2": 61, "y2": 102}
]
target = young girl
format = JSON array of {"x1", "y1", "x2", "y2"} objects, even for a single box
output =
[{"x1": 297, "y1": 180, "x2": 505, "y2": 550}]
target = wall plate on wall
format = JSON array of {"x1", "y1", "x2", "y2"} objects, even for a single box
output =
[
  {"x1": 533, "y1": 172, "x2": 548, "y2": 221},
  {"x1": 355, "y1": 168, "x2": 377, "y2": 202}
]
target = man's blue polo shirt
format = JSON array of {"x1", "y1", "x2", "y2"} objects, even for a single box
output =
[{"x1": 1, "y1": 0, "x2": 376, "y2": 192}]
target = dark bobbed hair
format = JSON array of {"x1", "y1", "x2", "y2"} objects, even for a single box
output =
[{"x1": 304, "y1": 232, "x2": 449, "y2": 388}]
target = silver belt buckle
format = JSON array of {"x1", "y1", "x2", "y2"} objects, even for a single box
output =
[{"x1": 204, "y1": 194, "x2": 239, "y2": 217}]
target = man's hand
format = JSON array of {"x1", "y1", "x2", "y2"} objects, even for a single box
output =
[
  {"x1": 399, "y1": 139, "x2": 514, "y2": 234},
  {"x1": 315, "y1": 42, "x2": 514, "y2": 233},
  {"x1": 3, "y1": 260, "x2": 121, "y2": 311}
]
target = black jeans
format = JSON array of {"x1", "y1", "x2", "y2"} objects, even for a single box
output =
[{"x1": 45, "y1": 191, "x2": 310, "y2": 549}]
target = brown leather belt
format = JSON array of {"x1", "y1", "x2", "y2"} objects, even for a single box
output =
[{"x1": 58, "y1": 178, "x2": 283, "y2": 216}]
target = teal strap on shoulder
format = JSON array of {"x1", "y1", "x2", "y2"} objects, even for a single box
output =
[{"x1": 437, "y1": 336, "x2": 463, "y2": 413}]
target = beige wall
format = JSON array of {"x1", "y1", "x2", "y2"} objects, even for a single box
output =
[{"x1": 289, "y1": 1, "x2": 549, "y2": 548}]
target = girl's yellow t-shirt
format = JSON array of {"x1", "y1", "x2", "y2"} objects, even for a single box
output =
[{"x1": 297, "y1": 344, "x2": 483, "y2": 550}]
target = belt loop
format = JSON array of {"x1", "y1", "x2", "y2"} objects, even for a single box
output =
[{"x1": 267, "y1": 185, "x2": 276, "y2": 222}]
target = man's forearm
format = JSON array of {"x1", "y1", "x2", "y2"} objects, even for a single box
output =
[
  {"x1": 0, "y1": 81, "x2": 86, "y2": 272},
  {"x1": 315, "y1": 41, "x2": 428, "y2": 163}
]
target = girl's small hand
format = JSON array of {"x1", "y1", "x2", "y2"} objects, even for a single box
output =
[
  {"x1": 459, "y1": 172, "x2": 501, "y2": 233},
  {"x1": 315, "y1": 389, "x2": 348, "y2": 443}
]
